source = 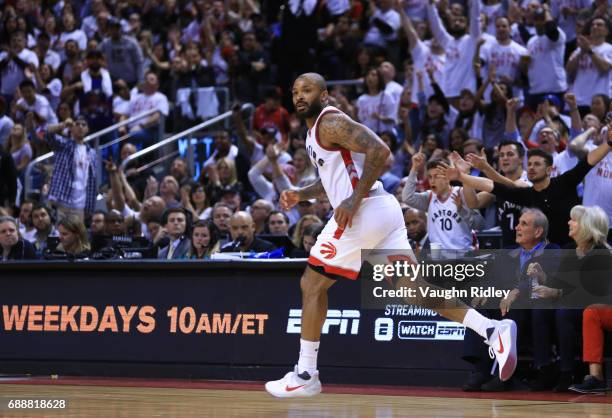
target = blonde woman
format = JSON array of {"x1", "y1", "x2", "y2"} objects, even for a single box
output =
[
  {"x1": 291, "y1": 214, "x2": 322, "y2": 249},
  {"x1": 292, "y1": 148, "x2": 316, "y2": 185},
  {"x1": 5, "y1": 124, "x2": 32, "y2": 173},
  {"x1": 524, "y1": 205, "x2": 611, "y2": 392},
  {"x1": 206, "y1": 157, "x2": 243, "y2": 204},
  {"x1": 569, "y1": 210, "x2": 612, "y2": 394},
  {"x1": 56, "y1": 215, "x2": 90, "y2": 256},
  {"x1": 568, "y1": 205, "x2": 611, "y2": 253},
  {"x1": 213, "y1": 157, "x2": 238, "y2": 187}
]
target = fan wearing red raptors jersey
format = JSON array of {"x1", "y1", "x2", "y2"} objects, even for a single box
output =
[{"x1": 264, "y1": 73, "x2": 518, "y2": 398}]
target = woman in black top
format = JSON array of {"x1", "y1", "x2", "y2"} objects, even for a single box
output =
[
  {"x1": 188, "y1": 220, "x2": 220, "y2": 260},
  {"x1": 0, "y1": 216, "x2": 37, "y2": 261}
]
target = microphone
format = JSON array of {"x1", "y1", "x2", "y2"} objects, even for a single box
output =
[{"x1": 230, "y1": 236, "x2": 246, "y2": 250}]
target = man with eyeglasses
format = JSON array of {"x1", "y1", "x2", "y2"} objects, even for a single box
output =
[{"x1": 34, "y1": 116, "x2": 98, "y2": 222}]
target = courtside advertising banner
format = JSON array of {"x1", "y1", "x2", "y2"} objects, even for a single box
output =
[{"x1": 0, "y1": 261, "x2": 467, "y2": 372}]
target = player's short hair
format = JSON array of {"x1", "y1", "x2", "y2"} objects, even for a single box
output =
[
  {"x1": 297, "y1": 72, "x2": 327, "y2": 92},
  {"x1": 527, "y1": 149, "x2": 553, "y2": 167}
]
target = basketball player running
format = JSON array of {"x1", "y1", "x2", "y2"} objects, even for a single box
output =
[{"x1": 265, "y1": 73, "x2": 517, "y2": 398}]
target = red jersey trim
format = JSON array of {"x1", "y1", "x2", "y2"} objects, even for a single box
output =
[
  {"x1": 333, "y1": 227, "x2": 345, "y2": 240},
  {"x1": 339, "y1": 148, "x2": 360, "y2": 190},
  {"x1": 308, "y1": 255, "x2": 359, "y2": 280},
  {"x1": 314, "y1": 109, "x2": 341, "y2": 151},
  {"x1": 339, "y1": 146, "x2": 369, "y2": 197}
]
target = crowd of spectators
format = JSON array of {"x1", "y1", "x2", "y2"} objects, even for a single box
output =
[{"x1": 0, "y1": 0, "x2": 611, "y2": 396}]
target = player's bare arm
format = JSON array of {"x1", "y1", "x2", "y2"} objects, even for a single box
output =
[
  {"x1": 279, "y1": 179, "x2": 326, "y2": 211},
  {"x1": 318, "y1": 112, "x2": 391, "y2": 228}
]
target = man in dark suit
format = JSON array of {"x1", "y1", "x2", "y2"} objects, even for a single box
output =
[
  {"x1": 157, "y1": 208, "x2": 190, "y2": 260},
  {"x1": 221, "y1": 211, "x2": 276, "y2": 253},
  {"x1": 404, "y1": 208, "x2": 429, "y2": 257},
  {"x1": 462, "y1": 208, "x2": 561, "y2": 392}
]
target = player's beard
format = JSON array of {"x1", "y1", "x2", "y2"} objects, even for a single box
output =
[{"x1": 296, "y1": 100, "x2": 324, "y2": 120}]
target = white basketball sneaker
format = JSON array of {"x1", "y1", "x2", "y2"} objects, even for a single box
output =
[
  {"x1": 265, "y1": 366, "x2": 322, "y2": 398},
  {"x1": 486, "y1": 319, "x2": 518, "y2": 381}
]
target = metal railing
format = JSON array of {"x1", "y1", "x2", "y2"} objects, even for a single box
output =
[
  {"x1": 120, "y1": 103, "x2": 254, "y2": 176},
  {"x1": 24, "y1": 108, "x2": 163, "y2": 197},
  {"x1": 327, "y1": 79, "x2": 363, "y2": 87},
  {"x1": 327, "y1": 79, "x2": 365, "y2": 102}
]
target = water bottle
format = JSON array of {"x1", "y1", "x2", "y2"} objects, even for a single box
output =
[{"x1": 530, "y1": 274, "x2": 539, "y2": 299}]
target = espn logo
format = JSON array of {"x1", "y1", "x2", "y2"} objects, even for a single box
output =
[
  {"x1": 398, "y1": 320, "x2": 465, "y2": 340},
  {"x1": 287, "y1": 309, "x2": 360, "y2": 335},
  {"x1": 374, "y1": 319, "x2": 464, "y2": 341}
]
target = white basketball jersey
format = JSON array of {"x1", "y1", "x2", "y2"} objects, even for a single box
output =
[
  {"x1": 427, "y1": 186, "x2": 474, "y2": 250},
  {"x1": 305, "y1": 106, "x2": 381, "y2": 209}
]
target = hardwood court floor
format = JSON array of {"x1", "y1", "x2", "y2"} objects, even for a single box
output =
[{"x1": 0, "y1": 378, "x2": 610, "y2": 418}]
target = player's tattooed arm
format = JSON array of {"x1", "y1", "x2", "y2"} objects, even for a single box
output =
[
  {"x1": 318, "y1": 112, "x2": 391, "y2": 229},
  {"x1": 318, "y1": 113, "x2": 391, "y2": 202},
  {"x1": 298, "y1": 178, "x2": 326, "y2": 200}
]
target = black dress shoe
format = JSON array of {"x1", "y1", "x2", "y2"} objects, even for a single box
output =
[
  {"x1": 553, "y1": 371, "x2": 573, "y2": 392},
  {"x1": 529, "y1": 366, "x2": 557, "y2": 391},
  {"x1": 481, "y1": 376, "x2": 513, "y2": 392},
  {"x1": 462, "y1": 371, "x2": 489, "y2": 392}
]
